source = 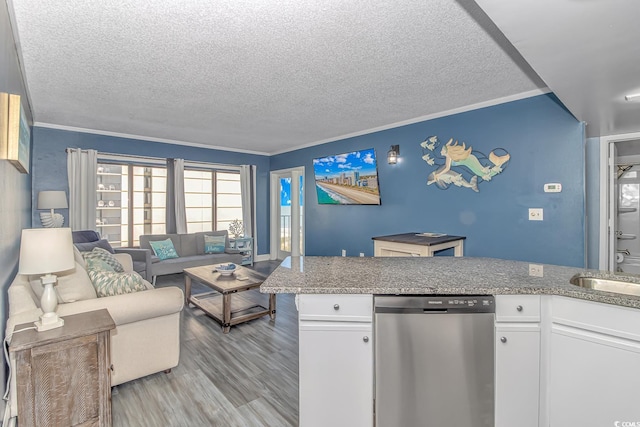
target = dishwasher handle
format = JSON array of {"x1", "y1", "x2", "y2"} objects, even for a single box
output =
[{"x1": 376, "y1": 307, "x2": 471, "y2": 314}]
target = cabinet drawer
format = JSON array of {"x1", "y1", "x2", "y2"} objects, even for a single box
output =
[
  {"x1": 299, "y1": 294, "x2": 372, "y2": 322},
  {"x1": 496, "y1": 295, "x2": 540, "y2": 322}
]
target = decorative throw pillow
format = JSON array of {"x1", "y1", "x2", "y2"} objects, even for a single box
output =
[
  {"x1": 149, "y1": 238, "x2": 179, "y2": 260},
  {"x1": 82, "y1": 247, "x2": 125, "y2": 273},
  {"x1": 73, "y1": 245, "x2": 86, "y2": 267},
  {"x1": 204, "y1": 234, "x2": 226, "y2": 254},
  {"x1": 84, "y1": 257, "x2": 115, "y2": 272},
  {"x1": 87, "y1": 269, "x2": 148, "y2": 297}
]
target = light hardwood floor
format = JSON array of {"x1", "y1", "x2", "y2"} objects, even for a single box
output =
[{"x1": 111, "y1": 261, "x2": 299, "y2": 427}]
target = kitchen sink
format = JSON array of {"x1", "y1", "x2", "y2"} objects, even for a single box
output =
[{"x1": 569, "y1": 274, "x2": 640, "y2": 297}]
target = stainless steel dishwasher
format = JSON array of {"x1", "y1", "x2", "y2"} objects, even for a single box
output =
[{"x1": 374, "y1": 295, "x2": 495, "y2": 427}]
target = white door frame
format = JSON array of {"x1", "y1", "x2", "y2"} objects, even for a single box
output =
[
  {"x1": 270, "y1": 167, "x2": 305, "y2": 260},
  {"x1": 599, "y1": 131, "x2": 640, "y2": 270}
]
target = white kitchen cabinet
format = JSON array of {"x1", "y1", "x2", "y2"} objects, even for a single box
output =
[
  {"x1": 299, "y1": 322, "x2": 373, "y2": 427},
  {"x1": 549, "y1": 297, "x2": 640, "y2": 426},
  {"x1": 495, "y1": 325, "x2": 540, "y2": 427},
  {"x1": 295, "y1": 292, "x2": 640, "y2": 427},
  {"x1": 494, "y1": 295, "x2": 540, "y2": 427},
  {"x1": 298, "y1": 294, "x2": 373, "y2": 427},
  {"x1": 550, "y1": 326, "x2": 640, "y2": 425}
]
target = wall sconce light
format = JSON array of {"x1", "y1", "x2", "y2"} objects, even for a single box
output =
[{"x1": 388, "y1": 145, "x2": 400, "y2": 164}]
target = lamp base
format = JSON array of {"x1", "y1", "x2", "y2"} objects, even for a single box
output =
[
  {"x1": 36, "y1": 276, "x2": 64, "y2": 332},
  {"x1": 35, "y1": 313, "x2": 64, "y2": 332},
  {"x1": 39, "y1": 212, "x2": 65, "y2": 228}
]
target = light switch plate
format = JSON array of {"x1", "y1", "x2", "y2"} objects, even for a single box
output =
[
  {"x1": 529, "y1": 208, "x2": 543, "y2": 221},
  {"x1": 529, "y1": 264, "x2": 544, "y2": 277}
]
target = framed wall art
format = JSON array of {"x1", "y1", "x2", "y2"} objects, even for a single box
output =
[
  {"x1": 313, "y1": 148, "x2": 381, "y2": 205},
  {"x1": 0, "y1": 92, "x2": 30, "y2": 174}
]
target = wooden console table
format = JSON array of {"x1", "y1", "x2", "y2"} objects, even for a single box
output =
[
  {"x1": 372, "y1": 233, "x2": 466, "y2": 257},
  {"x1": 10, "y1": 309, "x2": 115, "y2": 427}
]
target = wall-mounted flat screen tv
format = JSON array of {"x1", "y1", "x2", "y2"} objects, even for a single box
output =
[{"x1": 313, "y1": 148, "x2": 381, "y2": 205}]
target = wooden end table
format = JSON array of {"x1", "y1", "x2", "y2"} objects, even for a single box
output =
[
  {"x1": 9, "y1": 309, "x2": 115, "y2": 427},
  {"x1": 184, "y1": 264, "x2": 275, "y2": 333}
]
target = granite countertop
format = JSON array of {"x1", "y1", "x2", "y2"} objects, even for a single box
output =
[{"x1": 260, "y1": 256, "x2": 640, "y2": 310}]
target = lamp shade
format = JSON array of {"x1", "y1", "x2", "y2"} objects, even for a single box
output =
[
  {"x1": 18, "y1": 228, "x2": 75, "y2": 275},
  {"x1": 38, "y1": 191, "x2": 68, "y2": 210}
]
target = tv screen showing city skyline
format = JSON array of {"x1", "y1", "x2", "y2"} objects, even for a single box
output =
[{"x1": 312, "y1": 148, "x2": 381, "y2": 205}]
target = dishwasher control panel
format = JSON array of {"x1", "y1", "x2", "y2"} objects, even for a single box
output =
[
  {"x1": 425, "y1": 296, "x2": 494, "y2": 311},
  {"x1": 444, "y1": 298, "x2": 492, "y2": 307},
  {"x1": 374, "y1": 295, "x2": 495, "y2": 314}
]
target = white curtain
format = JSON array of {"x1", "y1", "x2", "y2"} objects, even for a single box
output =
[
  {"x1": 240, "y1": 165, "x2": 256, "y2": 239},
  {"x1": 67, "y1": 148, "x2": 97, "y2": 230},
  {"x1": 174, "y1": 159, "x2": 187, "y2": 234}
]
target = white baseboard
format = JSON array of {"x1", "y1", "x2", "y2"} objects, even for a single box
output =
[{"x1": 254, "y1": 254, "x2": 271, "y2": 262}]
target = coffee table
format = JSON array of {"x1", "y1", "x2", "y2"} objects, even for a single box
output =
[{"x1": 183, "y1": 264, "x2": 275, "y2": 333}]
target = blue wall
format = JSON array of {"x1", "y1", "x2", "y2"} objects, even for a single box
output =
[
  {"x1": 271, "y1": 94, "x2": 586, "y2": 267},
  {"x1": 31, "y1": 128, "x2": 271, "y2": 254},
  {"x1": 1, "y1": 0, "x2": 33, "y2": 405}
]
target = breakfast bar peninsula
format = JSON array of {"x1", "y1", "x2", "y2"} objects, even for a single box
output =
[{"x1": 261, "y1": 256, "x2": 640, "y2": 427}]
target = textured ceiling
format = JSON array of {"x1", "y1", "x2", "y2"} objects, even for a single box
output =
[
  {"x1": 10, "y1": 0, "x2": 545, "y2": 154},
  {"x1": 475, "y1": 0, "x2": 640, "y2": 139}
]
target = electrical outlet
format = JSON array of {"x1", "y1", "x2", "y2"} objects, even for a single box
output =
[
  {"x1": 528, "y1": 208, "x2": 543, "y2": 221},
  {"x1": 529, "y1": 264, "x2": 544, "y2": 277},
  {"x1": 341, "y1": 249, "x2": 346, "y2": 257},
  {"x1": 359, "y1": 253, "x2": 364, "y2": 257}
]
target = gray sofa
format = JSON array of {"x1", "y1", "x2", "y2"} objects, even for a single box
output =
[{"x1": 140, "y1": 230, "x2": 243, "y2": 284}]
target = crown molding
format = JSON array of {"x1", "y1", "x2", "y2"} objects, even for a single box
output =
[
  {"x1": 33, "y1": 122, "x2": 271, "y2": 156},
  {"x1": 269, "y1": 88, "x2": 551, "y2": 155}
]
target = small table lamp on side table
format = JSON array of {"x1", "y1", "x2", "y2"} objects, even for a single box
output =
[
  {"x1": 38, "y1": 190, "x2": 68, "y2": 228},
  {"x1": 18, "y1": 228, "x2": 75, "y2": 331}
]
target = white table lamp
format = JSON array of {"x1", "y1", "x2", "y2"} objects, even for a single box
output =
[
  {"x1": 19, "y1": 228, "x2": 75, "y2": 331},
  {"x1": 38, "y1": 191, "x2": 68, "y2": 228}
]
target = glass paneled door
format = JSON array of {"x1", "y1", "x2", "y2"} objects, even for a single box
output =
[{"x1": 271, "y1": 167, "x2": 304, "y2": 260}]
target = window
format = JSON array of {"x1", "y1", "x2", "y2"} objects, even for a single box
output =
[
  {"x1": 184, "y1": 170, "x2": 213, "y2": 233},
  {"x1": 98, "y1": 159, "x2": 243, "y2": 245},
  {"x1": 97, "y1": 163, "x2": 166, "y2": 247},
  {"x1": 184, "y1": 170, "x2": 242, "y2": 233}
]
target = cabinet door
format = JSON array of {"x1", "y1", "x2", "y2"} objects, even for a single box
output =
[
  {"x1": 16, "y1": 332, "x2": 111, "y2": 427},
  {"x1": 495, "y1": 326, "x2": 540, "y2": 427},
  {"x1": 299, "y1": 322, "x2": 373, "y2": 427},
  {"x1": 550, "y1": 325, "x2": 640, "y2": 426}
]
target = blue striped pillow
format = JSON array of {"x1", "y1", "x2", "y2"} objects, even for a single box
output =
[{"x1": 204, "y1": 234, "x2": 226, "y2": 254}]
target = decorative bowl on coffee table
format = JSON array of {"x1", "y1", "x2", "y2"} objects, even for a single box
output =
[{"x1": 215, "y1": 263, "x2": 237, "y2": 276}]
